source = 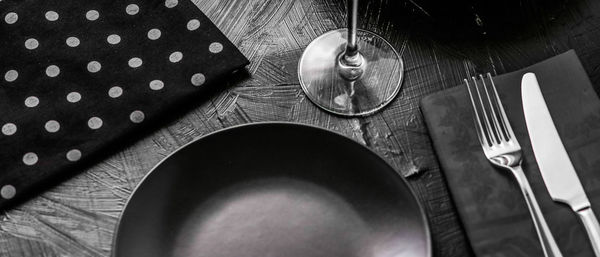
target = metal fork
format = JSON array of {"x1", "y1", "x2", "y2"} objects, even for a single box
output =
[{"x1": 465, "y1": 73, "x2": 563, "y2": 257}]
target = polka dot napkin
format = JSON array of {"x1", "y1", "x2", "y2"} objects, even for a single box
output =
[{"x1": 0, "y1": 0, "x2": 248, "y2": 209}]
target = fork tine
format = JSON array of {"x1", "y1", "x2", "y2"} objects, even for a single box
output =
[
  {"x1": 480, "y1": 74, "x2": 507, "y2": 142},
  {"x1": 465, "y1": 78, "x2": 490, "y2": 148},
  {"x1": 472, "y1": 76, "x2": 499, "y2": 145},
  {"x1": 487, "y1": 72, "x2": 517, "y2": 140}
]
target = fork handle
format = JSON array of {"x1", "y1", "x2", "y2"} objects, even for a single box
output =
[{"x1": 510, "y1": 165, "x2": 564, "y2": 257}]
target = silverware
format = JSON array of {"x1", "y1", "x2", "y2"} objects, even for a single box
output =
[
  {"x1": 465, "y1": 73, "x2": 563, "y2": 257},
  {"x1": 522, "y1": 72, "x2": 600, "y2": 256}
]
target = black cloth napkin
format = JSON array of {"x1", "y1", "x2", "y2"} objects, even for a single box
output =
[
  {"x1": 0, "y1": 0, "x2": 248, "y2": 209},
  {"x1": 421, "y1": 50, "x2": 600, "y2": 256}
]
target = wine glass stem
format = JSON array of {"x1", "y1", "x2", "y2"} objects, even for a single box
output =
[{"x1": 344, "y1": 0, "x2": 360, "y2": 66}]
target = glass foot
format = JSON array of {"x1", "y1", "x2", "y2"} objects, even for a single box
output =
[{"x1": 298, "y1": 29, "x2": 404, "y2": 117}]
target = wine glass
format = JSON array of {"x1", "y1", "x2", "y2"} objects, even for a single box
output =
[{"x1": 298, "y1": 0, "x2": 404, "y2": 117}]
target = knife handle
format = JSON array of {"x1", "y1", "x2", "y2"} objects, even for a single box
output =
[
  {"x1": 511, "y1": 165, "x2": 564, "y2": 257},
  {"x1": 577, "y1": 207, "x2": 600, "y2": 256}
]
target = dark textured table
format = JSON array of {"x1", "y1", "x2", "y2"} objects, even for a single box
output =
[{"x1": 1, "y1": 0, "x2": 600, "y2": 256}]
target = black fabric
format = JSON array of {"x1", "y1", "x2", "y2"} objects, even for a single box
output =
[
  {"x1": 421, "y1": 50, "x2": 600, "y2": 256},
  {"x1": 0, "y1": 0, "x2": 248, "y2": 210}
]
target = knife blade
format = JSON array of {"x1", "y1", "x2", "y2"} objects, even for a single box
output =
[{"x1": 522, "y1": 72, "x2": 600, "y2": 256}]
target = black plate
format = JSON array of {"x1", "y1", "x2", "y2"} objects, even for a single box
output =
[{"x1": 112, "y1": 122, "x2": 430, "y2": 257}]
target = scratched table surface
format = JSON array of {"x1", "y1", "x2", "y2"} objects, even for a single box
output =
[{"x1": 2, "y1": 0, "x2": 600, "y2": 256}]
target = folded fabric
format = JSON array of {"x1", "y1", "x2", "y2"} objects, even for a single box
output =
[
  {"x1": 0, "y1": 0, "x2": 248, "y2": 210},
  {"x1": 421, "y1": 50, "x2": 600, "y2": 256}
]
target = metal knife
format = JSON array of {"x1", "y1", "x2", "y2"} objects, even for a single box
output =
[{"x1": 522, "y1": 72, "x2": 600, "y2": 256}]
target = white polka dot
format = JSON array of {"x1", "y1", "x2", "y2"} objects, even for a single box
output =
[
  {"x1": 66, "y1": 36, "x2": 80, "y2": 47},
  {"x1": 5, "y1": 12, "x2": 18, "y2": 24},
  {"x1": 22, "y1": 152, "x2": 38, "y2": 166},
  {"x1": 149, "y1": 80, "x2": 164, "y2": 90},
  {"x1": 126, "y1": 4, "x2": 139, "y2": 15},
  {"x1": 86, "y1": 10, "x2": 99, "y2": 21},
  {"x1": 87, "y1": 61, "x2": 101, "y2": 73},
  {"x1": 107, "y1": 34, "x2": 121, "y2": 45},
  {"x1": 4, "y1": 70, "x2": 18, "y2": 82},
  {"x1": 24, "y1": 96, "x2": 39, "y2": 108},
  {"x1": 88, "y1": 117, "x2": 103, "y2": 129},
  {"x1": 1, "y1": 123, "x2": 16, "y2": 136},
  {"x1": 130, "y1": 110, "x2": 145, "y2": 123},
  {"x1": 25, "y1": 38, "x2": 39, "y2": 50},
  {"x1": 46, "y1": 65, "x2": 60, "y2": 77},
  {"x1": 191, "y1": 73, "x2": 205, "y2": 86},
  {"x1": 66, "y1": 92, "x2": 81, "y2": 103},
  {"x1": 1, "y1": 185, "x2": 16, "y2": 199},
  {"x1": 169, "y1": 51, "x2": 183, "y2": 63},
  {"x1": 44, "y1": 120, "x2": 60, "y2": 133},
  {"x1": 209, "y1": 42, "x2": 223, "y2": 53},
  {"x1": 108, "y1": 86, "x2": 123, "y2": 98},
  {"x1": 147, "y1": 29, "x2": 161, "y2": 40},
  {"x1": 165, "y1": 0, "x2": 178, "y2": 8},
  {"x1": 128, "y1": 57, "x2": 143, "y2": 68},
  {"x1": 187, "y1": 19, "x2": 200, "y2": 31},
  {"x1": 45, "y1": 11, "x2": 59, "y2": 21},
  {"x1": 66, "y1": 149, "x2": 82, "y2": 162}
]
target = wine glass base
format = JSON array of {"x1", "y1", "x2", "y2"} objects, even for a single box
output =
[{"x1": 298, "y1": 29, "x2": 404, "y2": 117}]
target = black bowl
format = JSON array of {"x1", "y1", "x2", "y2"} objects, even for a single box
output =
[{"x1": 113, "y1": 122, "x2": 430, "y2": 257}]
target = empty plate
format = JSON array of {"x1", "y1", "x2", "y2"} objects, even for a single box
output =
[{"x1": 112, "y1": 122, "x2": 430, "y2": 257}]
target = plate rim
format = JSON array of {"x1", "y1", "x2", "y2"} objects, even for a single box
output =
[{"x1": 111, "y1": 121, "x2": 432, "y2": 257}]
